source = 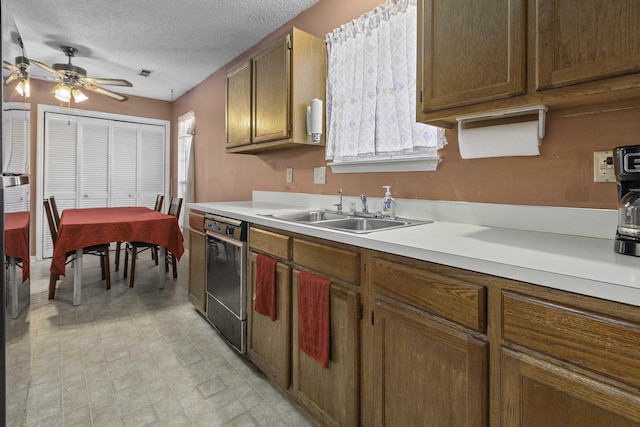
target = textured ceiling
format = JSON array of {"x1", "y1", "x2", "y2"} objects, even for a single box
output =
[{"x1": 3, "y1": 0, "x2": 320, "y2": 101}]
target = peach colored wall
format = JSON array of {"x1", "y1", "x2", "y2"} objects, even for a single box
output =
[{"x1": 173, "y1": 0, "x2": 638, "y2": 210}]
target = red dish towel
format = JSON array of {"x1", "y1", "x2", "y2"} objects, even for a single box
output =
[
  {"x1": 298, "y1": 271, "x2": 331, "y2": 369},
  {"x1": 255, "y1": 254, "x2": 278, "y2": 321}
]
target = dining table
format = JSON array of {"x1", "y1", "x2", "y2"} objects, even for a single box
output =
[
  {"x1": 50, "y1": 206, "x2": 184, "y2": 305},
  {"x1": 5, "y1": 210, "x2": 30, "y2": 318}
]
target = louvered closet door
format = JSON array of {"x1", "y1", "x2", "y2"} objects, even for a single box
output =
[
  {"x1": 3, "y1": 109, "x2": 30, "y2": 174},
  {"x1": 41, "y1": 111, "x2": 167, "y2": 258},
  {"x1": 43, "y1": 113, "x2": 79, "y2": 258},
  {"x1": 138, "y1": 124, "x2": 166, "y2": 209},
  {"x1": 3, "y1": 109, "x2": 31, "y2": 212},
  {"x1": 111, "y1": 121, "x2": 139, "y2": 207},
  {"x1": 78, "y1": 117, "x2": 109, "y2": 207}
]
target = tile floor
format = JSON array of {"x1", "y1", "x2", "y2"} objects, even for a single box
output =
[{"x1": 5, "y1": 251, "x2": 318, "y2": 426}]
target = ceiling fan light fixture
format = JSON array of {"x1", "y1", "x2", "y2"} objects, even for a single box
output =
[
  {"x1": 53, "y1": 83, "x2": 72, "y2": 102},
  {"x1": 72, "y1": 88, "x2": 88, "y2": 103},
  {"x1": 15, "y1": 79, "x2": 30, "y2": 98}
]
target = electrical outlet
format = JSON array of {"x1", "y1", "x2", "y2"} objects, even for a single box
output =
[
  {"x1": 593, "y1": 150, "x2": 615, "y2": 183},
  {"x1": 286, "y1": 167, "x2": 293, "y2": 183},
  {"x1": 313, "y1": 166, "x2": 326, "y2": 184}
]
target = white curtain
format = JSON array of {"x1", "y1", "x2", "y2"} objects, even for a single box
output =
[
  {"x1": 325, "y1": 0, "x2": 446, "y2": 161},
  {"x1": 178, "y1": 111, "x2": 195, "y2": 230}
]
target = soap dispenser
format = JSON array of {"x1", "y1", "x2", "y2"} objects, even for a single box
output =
[{"x1": 382, "y1": 186, "x2": 396, "y2": 219}]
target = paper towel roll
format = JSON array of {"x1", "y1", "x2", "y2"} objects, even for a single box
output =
[
  {"x1": 458, "y1": 120, "x2": 541, "y2": 159},
  {"x1": 307, "y1": 98, "x2": 323, "y2": 142}
]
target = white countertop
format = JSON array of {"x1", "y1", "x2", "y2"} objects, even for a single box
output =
[{"x1": 189, "y1": 197, "x2": 640, "y2": 307}]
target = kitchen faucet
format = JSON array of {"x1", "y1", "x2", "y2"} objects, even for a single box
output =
[
  {"x1": 360, "y1": 194, "x2": 368, "y2": 214},
  {"x1": 334, "y1": 189, "x2": 343, "y2": 214}
]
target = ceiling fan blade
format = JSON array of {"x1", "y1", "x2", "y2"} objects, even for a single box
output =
[
  {"x1": 30, "y1": 58, "x2": 67, "y2": 78},
  {"x1": 4, "y1": 73, "x2": 19, "y2": 86},
  {"x1": 3, "y1": 60, "x2": 18, "y2": 72},
  {"x1": 30, "y1": 74, "x2": 60, "y2": 82},
  {"x1": 83, "y1": 77, "x2": 132, "y2": 87},
  {"x1": 84, "y1": 84, "x2": 129, "y2": 102}
]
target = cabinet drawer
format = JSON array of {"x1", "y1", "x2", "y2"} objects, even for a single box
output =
[
  {"x1": 249, "y1": 227, "x2": 291, "y2": 260},
  {"x1": 189, "y1": 211, "x2": 205, "y2": 231},
  {"x1": 372, "y1": 257, "x2": 486, "y2": 333},
  {"x1": 293, "y1": 239, "x2": 359, "y2": 285},
  {"x1": 503, "y1": 291, "x2": 640, "y2": 388}
]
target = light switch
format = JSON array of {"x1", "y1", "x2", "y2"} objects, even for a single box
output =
[
  {"x1": 313, "y1": 167, "x2": 326, "y2": 184},
  {"x1": 286, "y1": 167, "x2": 293, "y2": 183},
  {"x1": 593, "y1": 150, "x2": 615, "y2": 183}
]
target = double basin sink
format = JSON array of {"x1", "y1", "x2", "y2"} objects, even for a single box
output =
[{"x1": 262, "y1": 209, "x2": 432, "y2": 234}]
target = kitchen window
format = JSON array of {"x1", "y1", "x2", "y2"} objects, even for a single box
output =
[{"x1": 325, "y1": 0, "x2": 446, "y2": 173}]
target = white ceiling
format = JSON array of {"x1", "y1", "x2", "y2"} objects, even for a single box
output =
[{"x1": 3, "y1": 0, "x2": 320, "y2": 102}]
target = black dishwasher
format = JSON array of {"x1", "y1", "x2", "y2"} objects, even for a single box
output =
[{"x1": 205, "y1": 214, "x2": 247, "y2": 353}]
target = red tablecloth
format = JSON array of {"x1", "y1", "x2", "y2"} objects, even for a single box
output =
[
  {"x1": 5, "y1": 211, "x2": 30, "y2": 282},
  {"x1": 51, "y1": 207, "x2": 184, "y2": 276}
]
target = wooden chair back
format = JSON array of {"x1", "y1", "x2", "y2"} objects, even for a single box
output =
[
  {"x1": 167, "y1": 196, "x2": 183, "y2": 219},
  {"x1": 154, "y1": 194, "x2": 165, "y2": 212},
  {"x1": 49, "y1": 196, "x2": 61, "y2": 229},
  {"x1": 43, "y1": 199, "x2": 58, "y2": 245}
]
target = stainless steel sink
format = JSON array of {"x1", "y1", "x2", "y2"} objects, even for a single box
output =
[
  {"x1": 320, "y1": 217, "x2": 411, "y2": 232},
  {"x1": 261, "y1": 210, "x2": 432, "y2": 233},
  {"x1": 269, "y1": 210, "x2": 345, "y2": 222}
]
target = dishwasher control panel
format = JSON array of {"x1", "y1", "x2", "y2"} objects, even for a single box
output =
[{"x1": 205, "y1": 215, "x2": 247, "y2": 241}]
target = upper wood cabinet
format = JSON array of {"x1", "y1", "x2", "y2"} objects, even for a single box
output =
[
  {"x1": 226, "y1": 27, "x2": 327, "y2": 153},
  {"x1": 535, "y1": 0, "x2": 640, "y2": 91},
  {"x1": 417, "y1": 0, "x2": 526, "y2": 114},
  {"x1": 417, "y1": 0, "x2": 640, "y2": 126},
  {"x1": 226, "y1": 60, "x2": 252, "y2": 148}
]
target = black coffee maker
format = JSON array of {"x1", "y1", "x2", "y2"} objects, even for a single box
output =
[{"x1": 614, "y1": 145, "x2": 640, "y2": 256}]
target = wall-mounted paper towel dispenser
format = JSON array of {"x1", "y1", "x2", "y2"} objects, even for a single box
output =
[
  {"x1": 456, "y1": 105, "x2": 548, "y2": 159},
  {"x1": 306, "y1": 98, "x2": 323, "y2": 143}
]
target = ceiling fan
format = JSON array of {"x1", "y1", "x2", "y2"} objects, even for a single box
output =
[
  {"x1": 30, "y1": 45, "x2": 132, "y2": 102},
  {"x1": 3, "y1": 37, "x2": 31, "y2": 96},
  {"x1": 3, "y1": 55, "x2": 30, "y2": 86}
]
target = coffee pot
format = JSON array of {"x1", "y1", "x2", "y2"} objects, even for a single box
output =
[{"x1": 614, "y1": 145, "x2": 640, "y2": 256}]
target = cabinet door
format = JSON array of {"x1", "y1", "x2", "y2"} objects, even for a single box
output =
[
  {"x1": 417, "y1": 0, "x2": 526, "y2": 113},
  {"x1": 188, "y1": 228, "x2": 206, "y2": 314},
  {"x1": 43, "y1": 113, "x2": 79, "y2": 258},
  {"x1": 226, "y1": 60, "x2": 252, "y2": 148},
  {"x1": 138, "y1": 124, "x2": 166, "y2": 208},
  {"x1": 252, "y1": 34, "x2": 290, "y2": 144},
  {"x1": 111, "y1": 122, "x2": 138, "y2": 207},
  {"x1": 78, "y1": 117, "x2": 109, "y2": 207},
  {"x1": 535, "y1": 0, "x2": 640, "y2": 91},
  {"x1": 502, "y1": 348, "x2": 640, "y2": 426},
  {"x1": 247, "y1": 252, "x2": 292, "y2": 389},
  {"x1": 3, "y1": 108, "x2": 30, "y2": 174},
  {"x1": 292, "y1": 270, "x2": 360, "y2": 427},
  {"x1": 373, "y1": 298, "x2": 488, "y2": 427}
]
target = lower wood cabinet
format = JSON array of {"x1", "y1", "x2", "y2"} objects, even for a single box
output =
[
  {"x1": 188, "y1": 211, "x2": 206, "y2": 314},
  {"x1": 246, "y1": 252, "x2": 292, "y2": 389},
  {"x1": 501, "y1": 290, "x2": 640, "y2": 426},
  {"x1": 501, "y1": 348, "x2": 640, "y2": 426},
  {"x1": 242, "y1": 225, "x2": 640, "y2": 427},
  {"x1": 291, "y1": 269, "x2": 360, "y2": 427},
  {"x1": 372, "y1": 297, "x2": 488, "y2": 426}
]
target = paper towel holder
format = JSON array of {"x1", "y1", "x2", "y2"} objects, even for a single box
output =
[
  {"x1": 306, "y1": 98, "x2": 323, "y2": 143},
  {"x1": 457, "y1": 104, "x2": 548, "y2": 140}
]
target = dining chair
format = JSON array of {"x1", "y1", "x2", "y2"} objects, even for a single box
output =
[
  {"x1": 49, "y1": 195, "x2": 61, "y2": 229},
  {"x1": 44, "y1": 199, "x2": 112, "y2": 299},
  {"x1": 115, "y1": 194, "x2": 164, "y2": 271},
  {"x1": 123, "y1": 196, "x2": 182, "y2": 288}
]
